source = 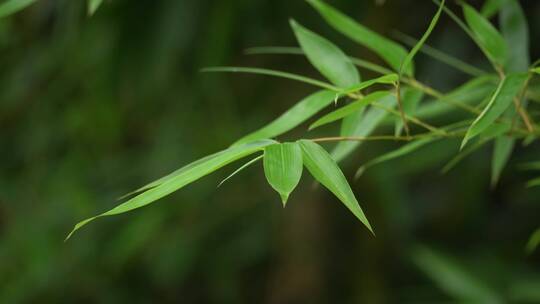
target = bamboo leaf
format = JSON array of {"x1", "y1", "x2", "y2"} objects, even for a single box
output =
[
  {"x1": 400, "y1": 0, "x2": 445, "y2": 76},
  {"x1": 0, "y1": 0, "x2": 37, "y2": 18},
  {"x1": 481, "y1": 0, "x2": 506, "y2": 18},
  {"x1": 463, "y1": 3, "x2": 508, "y2": 67},
  {"x1": 356, "y1": 137, "x2": 436, "y2": 178},
  {"x1": 309, "y1": 91, "x2": 391, "y2": 130},
  {"x1": 532, "y1": 67, "x2": 540, "y2": 75},
  {"x1": 519, "y1": 161, "x2": 540, "y2": 171},
  {"x1": 500, "y1": 0, "x2": 529, "y2": 72},
  {"x1": 88, "y1": 0, "x2": 103, "y2": 16},
  {"x1": 218, "y1": 155, "x2": 263, "y2": 187},
  {"x1": 527, "y1": 177, "x2": 540, "y2": 188},
  {"x1": 290, "y1": 19, "x2": 360, "y2": 88},
  {"x1": 306, "y1": 0, "x2": 412, "y2": 75},
  {"x1": 201, "y1": 66, "x2": 339, "y2": 91},
  {"x1": 233, "y1": 90, "x2": 337, "y2": 146},
  {"x1": 339, "y1": 74, "x2": 397, "y2": 95},
  {"x1": 332, "y1": 94, "x2": 397, "y2": 162},
  {"x1": 299, "y1": 140, "x2": 373, "y2": 233},
  {"x1": 263, "y1": 143, "x2": 303, "y2": 205},
  {"x1": 461, "y1": 73, "x2": 528, "y2": 148},
  {"x1": 66, "y1": 139, "x2": 276, "y2": 240}
]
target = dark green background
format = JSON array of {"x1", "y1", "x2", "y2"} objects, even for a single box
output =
[{"x1": 1, "y1": 0, "x2": 539, "y2": 303}]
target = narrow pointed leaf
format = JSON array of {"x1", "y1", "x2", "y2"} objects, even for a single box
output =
[
  {"x1": 481, "y1": 0, "x2": 506, "y2": 18},
  {"x1": 299, "y1": 140, "x2": 373, "y2": 233},
  {"x1": 202, "y1": 67, "x2": 339, "y2": 91},
  {"x1": 66, "y1": 139, "x2": 276, "y2": 240},
  {"x1": 88, "y1": 0, "x2": 103, "y2": 16},
  {"x1": 400, "y1": 0, "x2": 445, "y2": 75},
  {"x1": 519, "y1": 161, "x2": 540, "y2": 171},
  {"x1": 527, "y1": 177, "x2": 540, "y2": 188},
  {"x1": 526, "y1": 228, "x2": 540, "y2": 254},
  {"x1": 463, "y1": 3, "x2": 508, "y2": 67},
  {"x1": 309, "y1": 91, "x2": 390, "y2": 130},
  {"x1": 263, "y1": 143, "x2": 303, "y2": 205},
  {"x1": 290, "y1": 19, "x2": 360, "y2": 88},
  {"x1": 0, "y1": 0, "x2": 37, "y2": 18},
  {"x1": 306, "y1": 0, "x2": 412, "y2": 75},
  {"x1": 500, "y1": 0, "x2": 529, "y2": 72},
  {"x1": 218, "y1": 155, "x2": 263, "y2": 187},
  {"x1": 462, "y1": 73, "x2": 528, "y2": 148},
  {"x1": 339, "y1": 74, "x2": 397, "y2": 95},
  {"x1": 233, "y1": 90, "x2": 337, "y2": 146},
  {"x1": 532, "y1": 67, "x2": 540, "y2": 75},
  {"x1": 332, "y1": 94, "x2": 397, "y2": 162}
]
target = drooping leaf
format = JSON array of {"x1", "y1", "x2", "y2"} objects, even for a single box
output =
[
  {"x1": 463, "y1": 3, "x2": 508, "y2": 67},
  {"x1": 233, "y1": 90, "x2": 337, "y2": 146},
  {"x1": 290, "y1": 19, "x2": 360, "y2": 88},
  {"x1": 399, "y1": 0, "x2": 445, "y2": 76},
  {"x1": 201, "y1": 67, "x2": 339, "y2": 91},
  {"x1": 481, "y1": 0, "x2": 506, "y2": 18},
  {"x1": 526, "y1": 228, "x2": 540, "y2": 254},
  {"x1": 88, "y1": 0, "x2": 103, "y2": 16},
  {"x1": 66, "y1": 139, "x2": 276, "y2": 240},
  {"x1": 263, "y1": 143, "x2": 303, "y2": 205},
  {"x1": 499, "y1": 0, "x2": 530, "y2": 72},
  {"x1": 332, "y1": 94, "x2": 397, "y2": 162},
  {"x1": 356, "y1": 137, "x2": 437, "y2": 178},
  {"x1": 306, "y1": 0, "x2": 413, "y2": 75},
  {"x1": 309, "y1": 91, "x2": 391, "y2": 130},
  {"x1": 299, "y1": 140, "x2": 373, "y2": 233},
  {"x1": 395, "y1": 88, "x2": 424, "y2": 136},
  {"x1": 218, "y1": 155, "x2": 263, "y2": 187},
  {"x1": 339, "y1": 74, "x2": 397, "y2": 95},
  {"x1": 491, "y1": 135, "x2": 514, "y2": 186},
  {"x1": 0, "y1": 0, "x2": 37, "y2": 18},
  {"x1": 411, "y1": 245, "x2": 502, "y2": 303},
  {"x1": 414, "y1": 75, "x2": 497, "y2": 119},
  {"x1": 461, "y1": 73, "x2": 528, "y2": 148}
]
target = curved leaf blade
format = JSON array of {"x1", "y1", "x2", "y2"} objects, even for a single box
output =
[
  {"x1": 491, "y1": 135, "x2": 514, "y2": 186},
  {"x1": 66, "y1": 139, "x2": 276, "y2": 240},
  {"x1": 306, "y1": 0, "x2": 412, "y2": 75},
  {"x1": 463, "y1": 3, "x2": 508, "y2": 67},
  {"x1": 339, "y1": 73, "x2": 397, "y2": 95},
  {"x1": 299, "y1": 140, "x2": 373, "y2": 233},
  {"x1": 263, "y1": 143, "x2": 303, "y2": 205},
  {"x1": 461, "y1": 73, "x2": 528, "y2": 148},
  {"x1": 0, "y1": 0, "x2": 37, "y2": 18},
  {"x1": 290, "y1": 19, "x2": 360, "y2": 88},
  {"x1": 233, "y1": 90, "x2": 337, "y2": 146},
  {"x1": 218, "y1": 154, "x2": 263, "y2": 187},
  {"x1": 309, "y1": 91, "x2": 391, "y2": 130}
]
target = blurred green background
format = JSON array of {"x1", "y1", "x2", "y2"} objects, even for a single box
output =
[{"x1": 1, "y1": 0, "x2": 539, "y2": 303}]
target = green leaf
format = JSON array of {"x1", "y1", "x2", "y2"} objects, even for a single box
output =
[
  {"x1": 309, "y1": 91, "x2": 391, "y2": 130},
  {"x1": 88, "y1": 0, "x2": 103, "y2": 16},
  {"x1": 395, "y1": 88, "x2": 424, "y2": 136},
  {"x1": 332, "y1": 94, "x2": 396, "y2": 162},
  {"x1": 411, "y1": 245, "x2": 502, "y2": 303},
  {"x1": 263, "y1": 143, "x2": 303, "y2": 205},
  {"x1": 500, "y1": 0, "x2": 530, "y2": 72},
  {"x1": 526, "y1": 228, "x2": 540, "y2": 254},
  {"x1": 306, "y1": 0, "x2": 412, "y2": 75},
  {"x1": 519, "y1": 161, "x2": 540, "y2": 171},
  {"x1": 532, "y1": 67, "x2": 540, "y2": 75},
  {"x1": 463, "y1": 3, "x2": 508, "y2": 67},
  {"x1": 339, "y1": 74, "x2": 397, "y2": 95},
  {"x1": 66, "y1": 139, "x2": 276, "y2": 240},
  {"x1": 299, "y1": 140, "x2": 373, "y2": 233},
  {"x1": 481, "y1": 0, "x2": 506, "y2": 18},
  {"x1": 461, "y1": 73, "x2": 528, "y2": 148},
  {"x1": 0, "y1": 0, "x2": 37, "y2": 18},
  {"x1": 290, "y1": 19, "x2": 360, "y2": 88},
  {"x1": 218, "y1": 155, "x2": 263, "y2": 187},
  {"x1": 233, "y1": 90, "x2": 337, "y2": 146},
  {"x1": 201, "y1": 66, "x2": 339, "y2": 91},
  {"x1": 491, "y1": 135, "x2": 514, "y2": 186},
  {"x1": 399, "y1": 0, "x2": 445, "y2": 76},
  {"x1": 356, "y1": 137, "x2": 436, "y2": 178}
]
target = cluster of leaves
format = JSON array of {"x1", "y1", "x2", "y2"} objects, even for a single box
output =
[{"x1": 61, "y1": 0, "x2": 540, "y2": 245}]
